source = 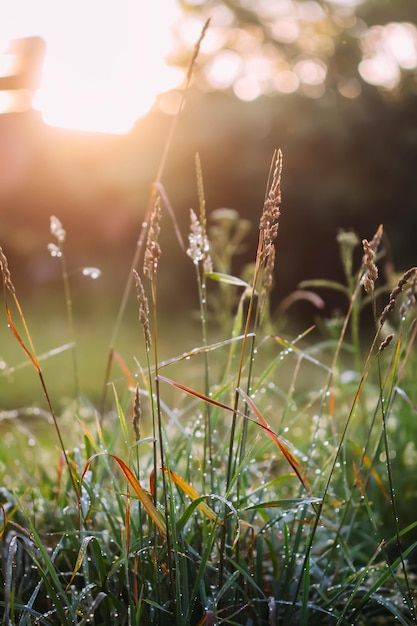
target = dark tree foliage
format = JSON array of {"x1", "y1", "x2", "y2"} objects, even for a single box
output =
[{"x1": 160, "y1": 0, "x2": 417, "y2": 317}]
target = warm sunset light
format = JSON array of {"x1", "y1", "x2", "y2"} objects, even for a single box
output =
[{"x1": 0, "y1": 0, "x2": 183, "y2": 134}]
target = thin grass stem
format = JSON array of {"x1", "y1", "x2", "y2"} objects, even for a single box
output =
[{"x1": 99, "y1": 20, "x2": 210, "y2": 414}]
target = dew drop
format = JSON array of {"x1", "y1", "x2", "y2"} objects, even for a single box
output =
[
  {"x1": 81, "y1": 267, "x2": 101, "y2": 280},
  {"x1": 47, "y1": 243, "x2": 62, "y2": 258}
]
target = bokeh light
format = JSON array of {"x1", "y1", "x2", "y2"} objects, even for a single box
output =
[{"x1": 359, "y1": 22, "x2": 417, "y2": 89}]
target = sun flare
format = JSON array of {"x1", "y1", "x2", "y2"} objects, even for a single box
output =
[{"x1": 0, "y1": 0, "x2": 182, "y2": 134}]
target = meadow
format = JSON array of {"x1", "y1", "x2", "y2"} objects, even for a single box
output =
[{"x1": 0, "y1": 140, "x2": 416, "y2": 625}]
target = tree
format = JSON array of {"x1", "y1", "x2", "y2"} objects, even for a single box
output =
[{"x1": 172, "y1": 0, "x2": 417, "y2": 100}]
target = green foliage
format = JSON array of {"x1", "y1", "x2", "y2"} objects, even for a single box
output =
[{"x1": 1, "y1": 160, "x2": 417, "y2": 625}]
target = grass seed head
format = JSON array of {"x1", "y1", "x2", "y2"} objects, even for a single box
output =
[
  {"x1": 399, "y1": 269, "x2": 417, "y2": 319},
  {"x1": 50, "y1": 215, "x2": 66, "y2": 244},
  {"x1": 380, "y1": 267, "x2": 417, "y2": 325},
  {"x1": 143, "y1": 196, "x2": 162, "y2": 280},
  {"x1": 362, "y1": 238, "x2": 378, "y2": 293},
  {"x1": 262, "y1": 243, "x2": 275, "y2": 292},
  {"x1": 379, "y1": 333, "x2": 394, "y2": 352},
  {"x1": 187, "y1": 208, "x2": 212, "y2": 271},
  {"x1": 0, "y1": 247, "x2": 15, "y2": 294},
  {"x1": 361, "y1": 225, "x2": 383, "y2": 293},
  {"x1": 133, "y1": 270, "x2": 152, "y2": 350},
  {"x1": 133, "y1": 384, "x2": 141, "y2": 442},
  {"x1": 259, "y1": 150, "x2": 282, "y2": 264}
]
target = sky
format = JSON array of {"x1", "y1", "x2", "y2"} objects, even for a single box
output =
[{"x1": 0, "y1": 0, "x2": 183, "y2": 133}]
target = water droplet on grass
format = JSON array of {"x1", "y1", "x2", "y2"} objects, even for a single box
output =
[
  {"x1": 47, "y1": 243, "x2": 62, "y2": 257},
  {"x1": 81, "y1": 267, "x2": 101, "y2": 280}
]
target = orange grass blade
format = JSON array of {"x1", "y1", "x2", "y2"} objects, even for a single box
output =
[
  {"x1": 157, "y1": 375, "x2": 311, "y2": 492},
  {"x1": 110, "y1": 455, "x2": 166, "y2": 535},
  {"x1": 362, "y1": 455, "x2": 388, "y2": 499},
  {"x1": 350, "y1": 441, "x2": 389, "y2": 500},
  {"x1": 157, "y1": 374, "x2": 241, "y2": 415},
  {"x1": 83, "y1": 454, "x2": 167, "y2": 536},
  {"x1": 237, "y1": 387, "x2": 311, "y2": 493},
  {"x1": 197, "y1": 610, "x2": 214, "y2": 626},
  {"x1": 77, "y1": 420, "x2": 99, "y2": 454},
  {"x1": 165, "y1": 469, "x2": 217, "y2": 521},
  {"x1": 150, "y1": 469, "x2": 156, "y2": 500},
  {"x1": 57, "y1": 452, "x2": 66, "y2": 498},
  {"x1": 113, "y1": 351, "x2": 136, "y2": 390},
  {"x1": 5, "y1": 300, "x2": 39, "y2": 370}
]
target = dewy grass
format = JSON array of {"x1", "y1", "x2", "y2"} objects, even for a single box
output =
[
  {"x1": 0, "y1": 27, "x2": 416, "y2": 618},
  {"x1": 1, "y1": 150, "x2": 417, "y2": 625}
]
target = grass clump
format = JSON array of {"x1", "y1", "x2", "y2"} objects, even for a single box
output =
[{"x1": 0, "y1": 145, "x2": 417, "y2": 626}]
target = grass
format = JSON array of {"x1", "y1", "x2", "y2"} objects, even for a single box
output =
[
  {"x1": 0, "y1": 146, "x2": 417, "y2": 626},
  {"x1": 0, "y1": 24, "x2": 416, "y2": 624}
]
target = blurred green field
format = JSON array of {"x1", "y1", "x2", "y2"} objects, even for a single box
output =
[{"x1": 0, "y1": 287, "x2": 201, "y2": 410}]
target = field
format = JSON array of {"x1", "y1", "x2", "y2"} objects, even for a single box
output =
[{"x1": 0, "y1": 143, "x2": 416, "y2": 625}]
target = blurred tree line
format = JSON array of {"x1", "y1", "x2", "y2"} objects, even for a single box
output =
[
  {"x1": 0, "y1": 0, "x2": 416, "y2": 323},
  {"x1": 165, "y1": 0, "x2": 417, "y2": 315}
]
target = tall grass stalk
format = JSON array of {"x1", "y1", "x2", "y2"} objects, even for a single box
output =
[
  {"x1": 187, "y1": 153, "x2": 214, "y2": 491},
  {"x1": 100, "y1": 19, "x2": 210, "y2": 415},
  {"x1": 48, "y1": 215, "x2": 80, "y2": 400},
  {"x1": 2, "y1": 148, "x2": 417, "y2": 624},
  {"x1": 0, "y1": 247, "x2": 80, "y2": 511}
]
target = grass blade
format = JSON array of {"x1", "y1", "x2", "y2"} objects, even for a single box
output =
[
  {"x1": 82, "y1": 453, "x2": 167, "y2": 536},
  {"x1": 237, "y1": 387, "x2": 311, "y2": 492}
]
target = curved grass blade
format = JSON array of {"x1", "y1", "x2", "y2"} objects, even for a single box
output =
[
  {"x1": 237, "y1": 387, "x2": 311, "y2": 492},
  {"x1": 165, "y1": 468, "x2": 217, "y2": 521},
  {"x1": 76, "y1": 592, "x2": 108, "y2": 626},
  {"x1": 4, "y1": 299, "x2": 39, "y2": 369},
  {"x1": 82, "y1": 453, "x2": 167, "y2": 536},
  {"x1": 298, "y1": 278, "x2": 350, "y2": 297},
  {"x1": 271, "y1": 330, "x2": 331, "y2": 372},
  {"x1": 175, "y1": 497, "x2": 218, "y2": 534},
  {"x1": 0, "y1": 342, "x2": 75, "y2": 376},
  {"x1": 153, "y1": 181, "x2": 185, "y2": 251},
  {"x1": 112, "y1": 351, "x2": 136, "y2": 390},
  {"x1": 25, "y1": 536, "x2": 74, "y2": 625},
  {"x1": 206, "y1": 271, "x2": 252, "y2": 289},
  {"x1": 157, "y1": 334, "x2": 255, "y2": 371},
  {"x1": 65, "y1": 535, "x2": 106, "y2": 590},
  {"x1": 157, "y1": 375, "x2": 311, "y2": 492},
  {"x1": 243, "y1": 497, "x2": 321, "y2": 512},
  {"x1": 4, "y1": 534, "x2": 18, "y2": 625}
]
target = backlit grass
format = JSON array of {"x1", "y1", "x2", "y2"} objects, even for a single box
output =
[{"x1": 0, "y1": 147, "x2": 417, "y2": 625}]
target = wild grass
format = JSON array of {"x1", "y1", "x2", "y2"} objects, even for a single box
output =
[
  {"x1": 1, "y1": 20, "x2": 417, "y2": 625},
  {"x1": 0, "y1": 143, "x2": 417, "y2": 626}
]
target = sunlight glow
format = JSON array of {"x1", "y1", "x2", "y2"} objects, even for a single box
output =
[{"x1": 0, "y1": 0, "x2": 182, "y2": 134}]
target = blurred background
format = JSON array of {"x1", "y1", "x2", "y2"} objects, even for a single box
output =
[{"x1": 0, "y1": 0, "x2": 416, "y2": 405}]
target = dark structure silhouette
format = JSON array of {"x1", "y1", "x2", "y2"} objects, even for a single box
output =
[
  {"x1": 0, "y1": 36, "x2": 46, "y2": 111},
  {"x1": 0, "y1": 37, "x2": 46, "y2": 195}
]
